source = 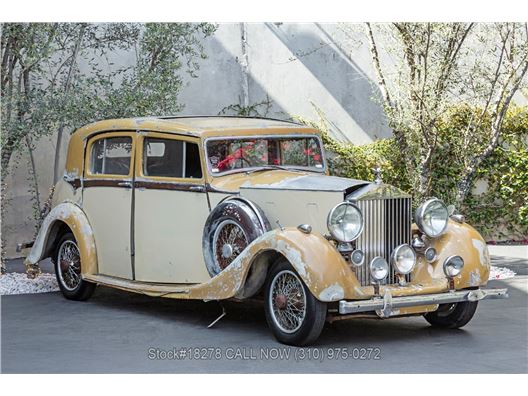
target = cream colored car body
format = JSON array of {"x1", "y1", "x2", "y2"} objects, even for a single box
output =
[{"x1": 25, "y1": 116, "x2": 504, "y2": 319}]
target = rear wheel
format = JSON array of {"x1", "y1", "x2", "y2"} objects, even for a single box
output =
[
  {"x1": 424, "y1": 300, "x2": 478, "y2": 329},
  {"x1": 264, "y1": 259, "x2": 327, "y2": 346},
  {"x1": 54, "y1": 233, "x2": 95, "y2": 301}
]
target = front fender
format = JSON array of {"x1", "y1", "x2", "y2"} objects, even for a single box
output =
[
  {"x1": 188, "y1": 227, "x2": 362, "y2": 302},
  {"x1": 25, "y1": 202, "x2": 97, "y2": 276},
  {"x1": 427, "y1": 220, "x2": 491, "y2": 288}
]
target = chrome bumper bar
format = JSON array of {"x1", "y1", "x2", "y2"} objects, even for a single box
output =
[{"x1": 339, "y1": 288, "x2": 509, "y2": 316}]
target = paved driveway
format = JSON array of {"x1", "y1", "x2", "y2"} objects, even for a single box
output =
[{"x1": 1, "y1": 259, "x2": 526, "y2": 373}]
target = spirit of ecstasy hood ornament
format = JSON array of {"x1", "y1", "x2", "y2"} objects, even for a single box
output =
[{"x1": 373, "y1": 165, "x2": 382, "y2": 184}]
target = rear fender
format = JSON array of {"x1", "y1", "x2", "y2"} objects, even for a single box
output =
[{"x1": 25, "y1": 202, "x2": 97, "y2": 276}]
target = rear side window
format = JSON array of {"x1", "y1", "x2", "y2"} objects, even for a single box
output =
[
  {"x1": 143, "y1": 138, "x2": 202, "y2": 179},
  {"x1": 90, "y1": 136, "x2": 132, "y2": 175}
]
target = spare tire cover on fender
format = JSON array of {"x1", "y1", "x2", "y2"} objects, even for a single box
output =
[{"x1": 203, "y1": 198, "x2": 270, "y2": 277}]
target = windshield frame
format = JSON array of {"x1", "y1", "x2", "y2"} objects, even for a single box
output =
[{"x1": 203, "y1": 134, "x2": 327, "y2": 177}]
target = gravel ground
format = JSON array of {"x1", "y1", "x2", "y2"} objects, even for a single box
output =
[
  {"x1": 0, "y1": 273, "x2": 59, "y2": 295},
  {"x1": 489, "y1": 266, "x2": 516, "y2": 280}
]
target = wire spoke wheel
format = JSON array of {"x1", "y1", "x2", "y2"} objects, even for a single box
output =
[
  {"x1": 212, "y1": 220, "x2": 249, "y2": 271},
  {"x1": 269, "y1": 270, "x2": 307, "y2": 334},
  {"x1": 57, "y1": 240, "x2": 82, "y2": 291}
]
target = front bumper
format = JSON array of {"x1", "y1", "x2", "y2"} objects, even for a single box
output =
[{"x1": 339, "y1": 288, "x2": 508, "y2": 317}]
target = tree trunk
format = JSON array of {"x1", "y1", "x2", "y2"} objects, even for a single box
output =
[
  {"x1": 415, "y1": 144, "x2": 435, "y2": 201},
  {"x1": 456, "y1": 170, "x2": 475, "y2": 205},
  {"x1": 25, "y1": 136, "x2": 41, "y2": 216},
  {"x1": 0, "y1": 178, "x2": 7, "y2": 273},
  {"x1": 53, "y1": 125, "x2": 66, "y2": 184},
  {"x1": 52, "y1": 25, "x2": 85, "y2": 184},
  {"x1": 417, "y1": 161, "x2": 432, "y2": 201},
  {"x1": 1, "y1": 147, "x2": 14, "y2": 174}
]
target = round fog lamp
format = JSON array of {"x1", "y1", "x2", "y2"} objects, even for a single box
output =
[
  {"x1": 391, "y1": 244, "x2": 416, "y2": 274},
  {"x1": 443, "y1": 255, "x2": 464, "y2": 277},
  {"x1": 350, "y1": 249, "x2": 365, "y2": 267},
  {"x1": 425, "y1": 247, "x2": 437, "y2": 263},
  {"x1": 370, "y1": 256, "x2": 389, "y2": 281}
]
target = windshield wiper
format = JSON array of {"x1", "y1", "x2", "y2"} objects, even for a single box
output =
[{"x1": 244, "y1": 165, "x2": 318, "y2": 175}]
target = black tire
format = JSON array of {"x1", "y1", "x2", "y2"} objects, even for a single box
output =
[
  {"x1": 54, "y1": 232, "x2": 95, "y2": 301},
  {"x1": 203, "y1": 199, "x2": 269, "y2": 276},
  {"x1": 424, "y1": 300, "x2": 478, "y2": 329},
  {"x1": 264, "y1": 259, "x2": 327, "y2": 346}
]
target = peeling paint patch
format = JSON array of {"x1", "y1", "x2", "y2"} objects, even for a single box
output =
[
  {"x1": 274, "y1": 239, "x2": 307, "y2": 278},
  {"x1": 427, "y1": 263, "x2": 434, "y2": 276},
  {"x1": 470, "y1": 270, "x2": 481, "y2": 286},
  {"x1": 472, "y1": 239, "x2": 489, "y2": 267},
  {"x1": 353, "y1": 286, "x2": 365, "y2": 296},
  {"x1": 319, "y1": 283, "x2": 344, "y2": 301}
]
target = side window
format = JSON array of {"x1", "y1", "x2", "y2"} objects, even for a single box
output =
[
  {"x1": 143, "y1": 138, "x2": 202, "y2": 179},
  {"x1": 90, "y1": 136, "x2": 132, "y2": 175}
]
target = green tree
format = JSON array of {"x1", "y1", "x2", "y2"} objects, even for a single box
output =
[
  {"x1": 0, "y1": 22, "x2": 216, "y2": 270},
  {"x1": 352, "y1": 23, "x2": 528, "y2": 204}
]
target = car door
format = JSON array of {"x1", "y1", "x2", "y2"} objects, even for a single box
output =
[
  {"x1": 82, "y1": 132, "x2": 135, "y2": 279},
  {"x1": 133, "y1": 132, "x2": 211, "y2": 283}
]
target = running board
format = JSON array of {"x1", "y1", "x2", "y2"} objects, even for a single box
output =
[{"x1": 83, "y1": 274, "x2": 197, "y2": 296}]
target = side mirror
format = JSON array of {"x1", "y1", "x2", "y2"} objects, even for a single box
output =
[{"x1": 447, "y1": 204, "x2": 456, "y2": 216}]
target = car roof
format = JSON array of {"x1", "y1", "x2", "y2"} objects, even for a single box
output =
[{"x1": 72, "y1": 116, "x2": 318, "y2": 140}]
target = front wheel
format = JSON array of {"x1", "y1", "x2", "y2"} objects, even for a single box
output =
[
  {"x1": 54, "y1": 232, "x2": 96, "y2": 301},
  {"x1": 423, "y1": 300, "x2": 478, "y2": 329},
  {"x1": 264, "y1": 259, "x2": 327, "y2": 346}
]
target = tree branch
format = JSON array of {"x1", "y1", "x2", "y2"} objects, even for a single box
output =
[{"x1": 365, "y1": 23, "x2": 394, "y2": 111}]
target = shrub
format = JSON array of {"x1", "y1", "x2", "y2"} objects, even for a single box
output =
[{"x1": 295, "y1": 106, "x2": 528, "y2": 241}]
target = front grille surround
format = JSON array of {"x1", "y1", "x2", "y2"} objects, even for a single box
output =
[{"x1": 352, "y1": 197, "x2": 412, "y2": 286}]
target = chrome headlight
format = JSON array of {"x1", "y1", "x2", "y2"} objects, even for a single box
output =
[
  {"x1": 370, "y1": 256, "x2": 389, "y2": 281},
  {"x1": 415, "y1": 198, "x2": 449, "y2": 237},
  {"x1": 327, "y1": 202, "x2": 363, "y2": 242},
  {"x1": 443, "y1": 255, "x2": 464, "y2": 277},
  {"x1": 391, "y1": 244, "x2": 416, "y2": 274}
]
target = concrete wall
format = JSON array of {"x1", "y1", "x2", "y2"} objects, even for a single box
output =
[
  {"x1": 2, "y1": 23, "x2": 391, "y2": 258},
  {"x1": 177, "y1": 23, "x2": 391, "y2": 142}
]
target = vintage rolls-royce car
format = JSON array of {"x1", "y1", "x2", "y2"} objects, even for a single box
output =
[{"x1": 24, "y1": 116, "x2": 508, "y2": 346}]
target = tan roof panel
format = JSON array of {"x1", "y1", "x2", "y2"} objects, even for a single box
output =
[{"x1": 72, "y1": 116, "x2": 311, "y2": 140}]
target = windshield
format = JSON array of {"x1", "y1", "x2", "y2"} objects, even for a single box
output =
[{"x1": 206, "y1": 136, "x2": 324, "y2": 175}]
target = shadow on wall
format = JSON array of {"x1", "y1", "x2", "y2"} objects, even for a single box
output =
[
  {"x1": 209, "y1": 34, "x2": 290, "y2": 119},
  {"x1": 264, "y1": 22, "x2": 391, "y2": 142},
  {"x1": 177, "y1": 28, "x2": 290, "y2": 120}
]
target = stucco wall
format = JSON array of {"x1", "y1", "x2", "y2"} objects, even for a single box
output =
[{"x1": 2, "y1": 23, "x2": 391, "y2": 258}]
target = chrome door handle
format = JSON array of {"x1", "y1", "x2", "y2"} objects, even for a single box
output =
[
  {"x1": 117, "y1": 181, "x2": 132, "y2": 188},
  {"x1": 189, "y1": 185, "x2": 205, "y2": 192}
]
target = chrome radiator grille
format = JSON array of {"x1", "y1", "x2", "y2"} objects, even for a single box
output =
[{"x1": 353, "y1": 197, "x2": 412, "y2": 286}]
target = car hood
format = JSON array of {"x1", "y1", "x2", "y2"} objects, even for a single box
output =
[
  {"x1": 240, "y1": 173, "x2": 369, "y2": 192},
  {"x1": 209, "y1": 170, "x2": 369, "y2": 193}
]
